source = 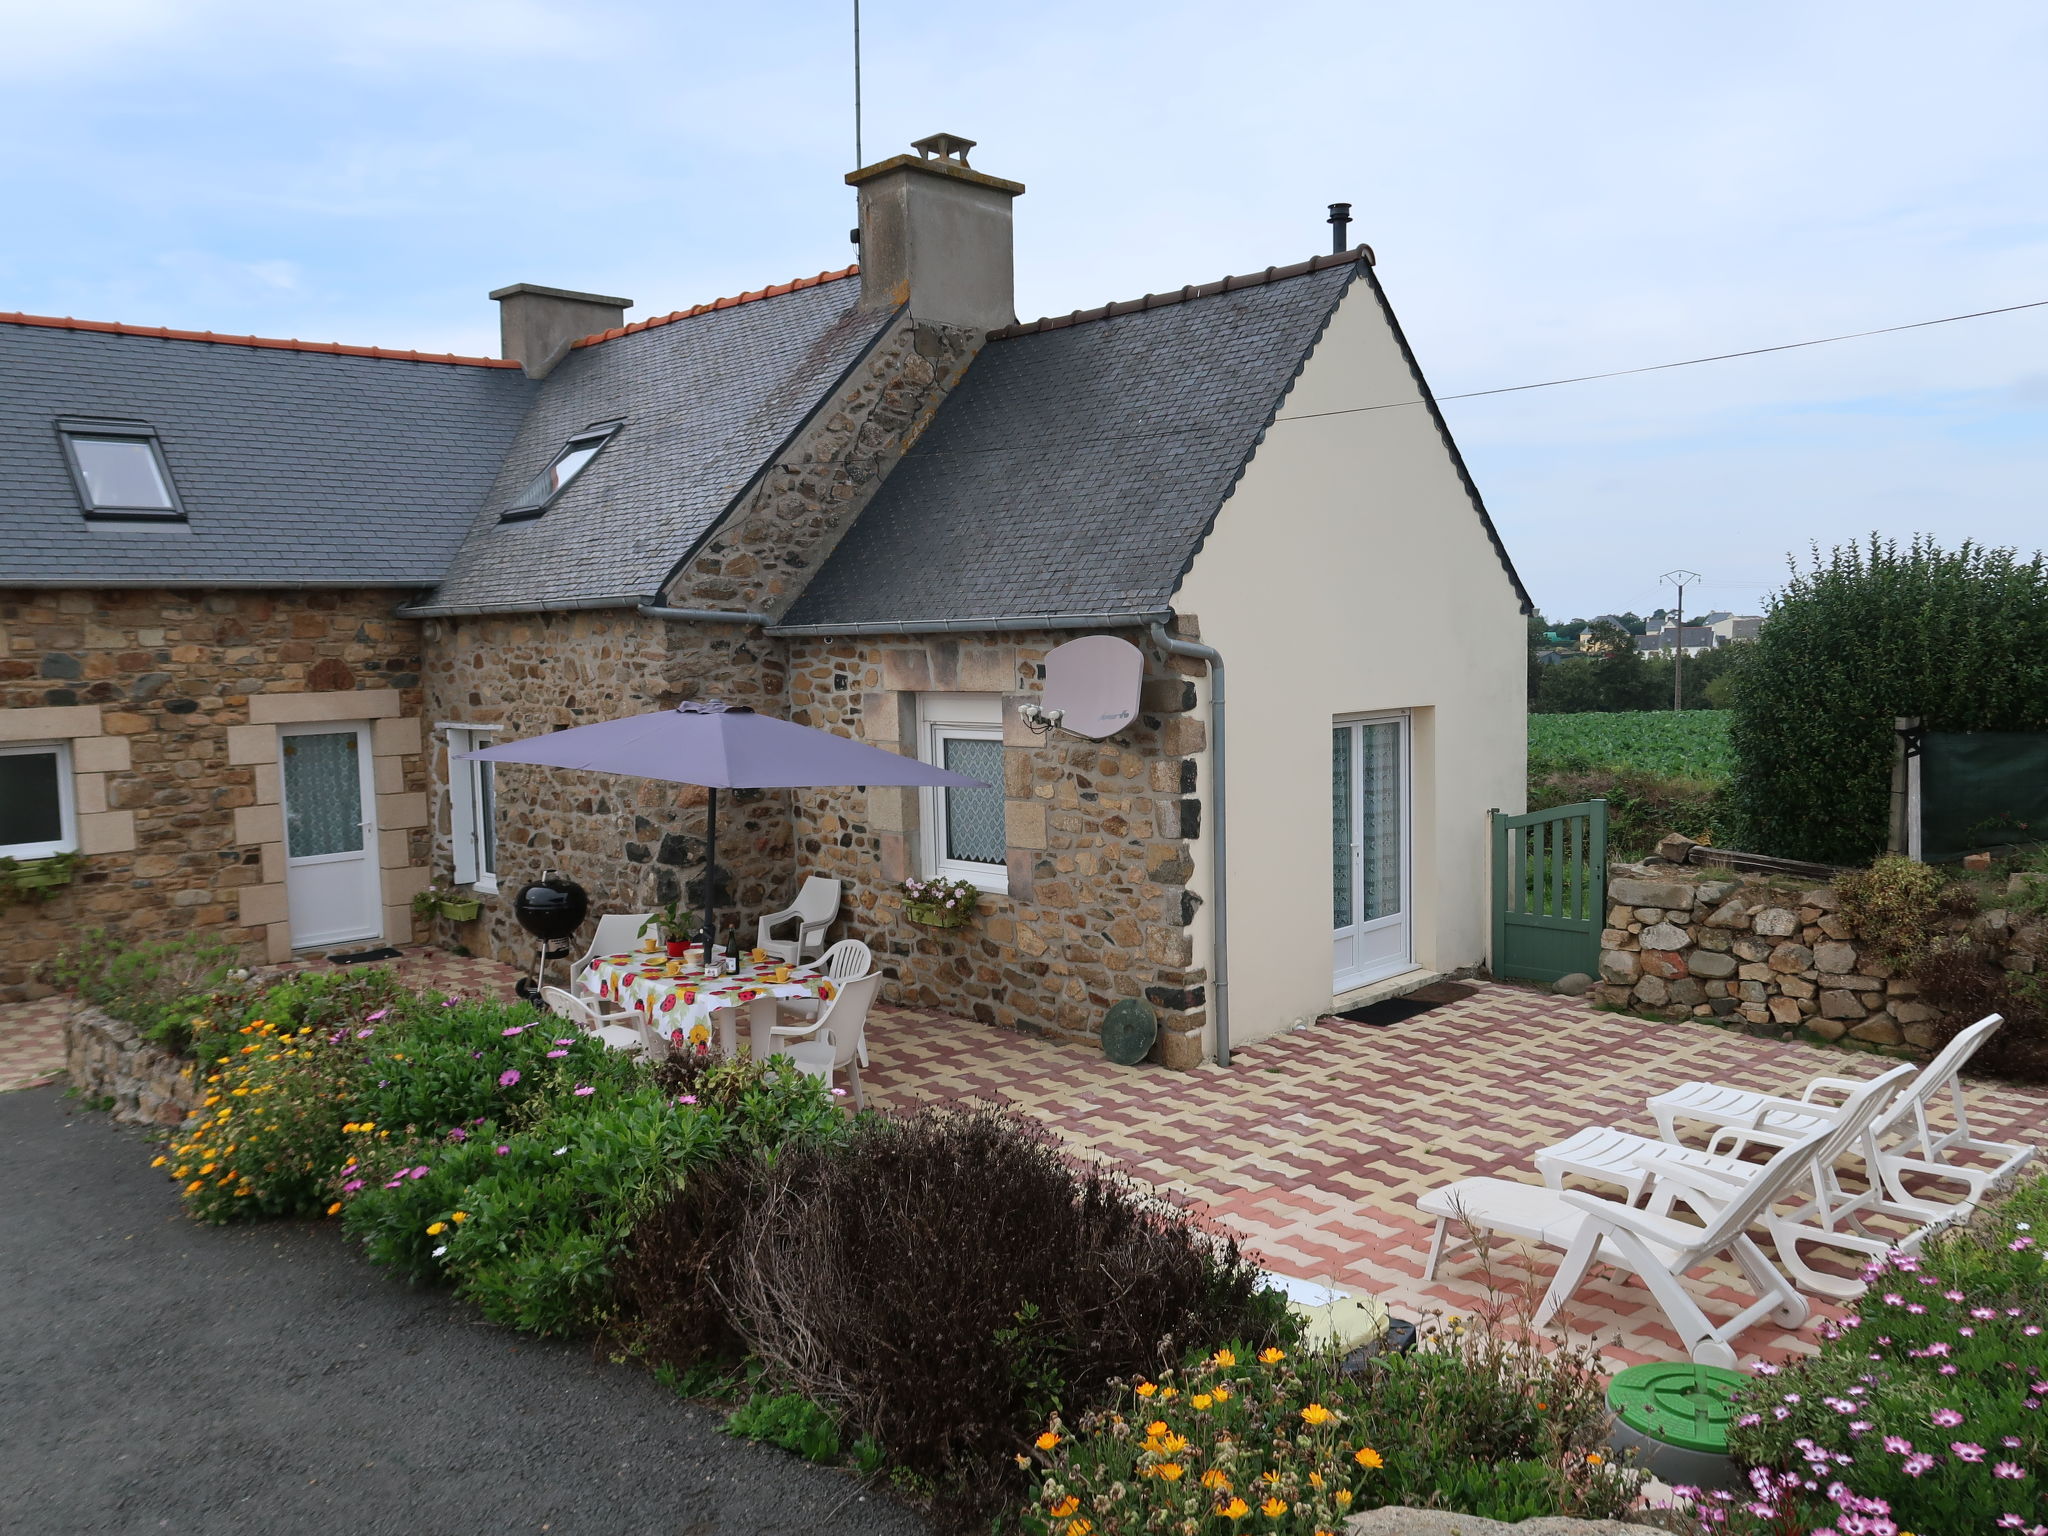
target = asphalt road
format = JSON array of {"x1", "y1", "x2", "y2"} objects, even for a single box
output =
[{"x1": 0, "y1": 1087, "x2": 929, "y2": 1536}]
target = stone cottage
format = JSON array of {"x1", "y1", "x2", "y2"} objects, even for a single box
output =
[{"x1": 1, "y1": 135, "x2": 1530, "y2": 1064}]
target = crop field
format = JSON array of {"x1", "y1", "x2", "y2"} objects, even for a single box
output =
[{"x1": 1528, "y1": 710, "x2": 1734, "y2": 782}]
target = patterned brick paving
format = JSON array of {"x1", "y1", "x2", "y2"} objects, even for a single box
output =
[
  {"x1": 8, "y1": 956, "x2": 2042, "y2": 1369},
  {"x1": 857, "y1": 984, "x2": 2048, "y2": 1369}
]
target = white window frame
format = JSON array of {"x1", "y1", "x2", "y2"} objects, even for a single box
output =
[
  {"x1": 0, "y1": 740, "x2": 79, "y2": 859},
  {"x1": 441, "y1": 724, "x2": 502, "y2": 892},
  {"x1": 917, "y1": 694, "x2": 1009, "y2": 894}
]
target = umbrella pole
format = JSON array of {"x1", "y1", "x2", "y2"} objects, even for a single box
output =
[{"x1": 702, "y1": 786, "x2": 718, "y2": 970}]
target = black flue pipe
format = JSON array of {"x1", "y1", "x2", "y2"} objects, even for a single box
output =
[{"x1": 1327, "y1": 202, "x2": 1352, "y2": 254}]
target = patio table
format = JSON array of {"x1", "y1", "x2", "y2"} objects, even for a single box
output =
[{"x1": 582, "y1": 952, "x2": 838, "y2": 1058}]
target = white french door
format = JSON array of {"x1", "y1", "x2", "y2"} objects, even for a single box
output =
[
  {"x1": 1332, "y1": 714, "x2": 1412, "y2": 992},
  {"x1": 280, "y1": 721, "x2": 382, "y2": 949}
]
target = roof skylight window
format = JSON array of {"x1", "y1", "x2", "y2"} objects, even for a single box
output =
[
  {"x1": 58, "y1": 419, "x2": 183, "y2": 521},
  {"x1": 500, "y1": 422, "x2": 621, "y2": 521}
]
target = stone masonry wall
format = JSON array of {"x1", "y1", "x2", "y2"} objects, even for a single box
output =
[
  {"x1": 1593, "y1": 861, "x2": 2046, "y2": 1052},
  {"x1": 65, "y1": 1002, "x2": 203, "y2": 1128},
  {"x1": 786, "y1": 628, "x2": 1212, "y2": 1066},
  {"x1": 661, "y1": 317, "x2": 980, "y2": 618},
  {"x1": 419, "y1": 610, "x2": 794, "y2": 970},
  {"x1": 0, "y1": 588, "x2": 430, "y2": 999}
]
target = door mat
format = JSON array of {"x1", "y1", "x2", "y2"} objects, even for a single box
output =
[
  {"x1": 328, "y1": 946, "x2": 404, "y2": 966},
  {"x1": 1333, "y1": 981, "x2": 1477, "y2": 1027}
]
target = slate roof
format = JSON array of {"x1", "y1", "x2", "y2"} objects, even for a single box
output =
[
  {"x1": 412, "y1": 273, "x2": 893, "y2": 615},
  {"x1": 772, "y1": 258, "x2": 1360, "y2": 632},
  {"x1": 0, "y1": 318, "x2": 534, "y2": 587}
]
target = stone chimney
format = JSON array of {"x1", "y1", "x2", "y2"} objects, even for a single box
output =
[
  {"x1": 846, "y1": 133, "x2": 1024, "y2": 332},
  {"x1": 489, "y1": 283, "x2": 633, "y2": 379}
]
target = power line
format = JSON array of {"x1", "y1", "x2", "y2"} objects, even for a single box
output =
[
  {"x1": 1274, "y1": 296, "x2": 2048, "y2": 424},
  {"x1": 903, "y1": 293, "x2": 2048, "y2": 458}
]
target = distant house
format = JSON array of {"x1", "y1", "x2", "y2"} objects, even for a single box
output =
[{"x1": 1, "y1": 134, "x2": 1530, "y2": 1062}]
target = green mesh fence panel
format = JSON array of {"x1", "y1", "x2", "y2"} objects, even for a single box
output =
[{"x1": 1921, "y1": 731, "x2": 2048, "y2": 863}]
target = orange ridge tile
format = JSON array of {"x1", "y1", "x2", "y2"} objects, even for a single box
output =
[
  {"x1": 569, "y1": 264, "x2": 861, "y2": 350},
  {"x1": 0, "y1": 311, "x2": 522, "y2": 368}
]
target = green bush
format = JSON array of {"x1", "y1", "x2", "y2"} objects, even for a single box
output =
[
  {"x1": 1834, "y1": 853, "x2": 1972, "y2": 965},
  {"x1": 52, "y1": 929, "x2": 241, "y2": 1053},
  {"x1": 1713, "y1": 1175, "x2": 2048, "y2": 1534},
  {"x1": 1728, "y1": 536, "x2": 2048, "y2": 864},
  {"x1": 1022, "y1": 1322, "x2": 1637, "y2": 1533}
]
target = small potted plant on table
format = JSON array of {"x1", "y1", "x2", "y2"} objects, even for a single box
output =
[
  {"x1": 639, "y1": 899, "x2": 698, "y2": 957},
  {"x1": 900, "y1": 876, "x2": 980, "y2": 929}
]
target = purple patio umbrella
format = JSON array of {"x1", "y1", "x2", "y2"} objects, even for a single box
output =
[{"x1": 459, "y1": 700, "x2": 986, "y2": 965}]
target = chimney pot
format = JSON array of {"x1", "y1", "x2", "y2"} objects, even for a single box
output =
[{"x1": 489, "y1": 282, "x2": 633, "y2": 379}]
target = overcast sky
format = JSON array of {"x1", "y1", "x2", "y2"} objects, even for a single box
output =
[{"x1": 5, "y1": 0, "x2": 2043, "y2": 621}]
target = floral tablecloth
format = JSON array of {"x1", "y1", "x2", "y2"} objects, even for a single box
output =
[{"x1": 583, "y1": 953, "x2": 836, "y2": 1054}]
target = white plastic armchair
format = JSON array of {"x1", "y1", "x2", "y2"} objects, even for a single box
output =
[
  {"x1": 774, "y1": 938, "x2": 874, "y2": 1061},
  {"x1": 767, "y1": 972, "x2": 879, "y2": 1108},
  {"x1": 756, "y1": 876, "x2": 841, "y2": 965},
  {"x1": 569, "y1": 912, "x2": 653, "y2": 995},
  {"x1": 539, "y1": 984, "x2": 646, "y2": 1055}
]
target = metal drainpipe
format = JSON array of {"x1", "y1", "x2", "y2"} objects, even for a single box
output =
[{"x1": 1149, "y1": 621, "x2": 1230, "y2": 1067}]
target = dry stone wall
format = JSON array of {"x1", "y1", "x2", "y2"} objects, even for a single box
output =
[
  {"x1": 65, "y1": 1003, "x2": 203, "y2": 1127},
  {"x1": 0, "y1": 587, "x2": 429, "y2": 999},
  {"x1": 1593, "y1": 861, "x2": 2045, "y2": 1051}
]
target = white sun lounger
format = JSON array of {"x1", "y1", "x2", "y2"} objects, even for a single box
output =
[{"x1": 1418, "y1": 1069, "x2": 1907, "y2": 1367}]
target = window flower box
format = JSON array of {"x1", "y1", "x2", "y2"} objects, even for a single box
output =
[
  {"x1": 899, "y1": 876, "x2": 980, "y2": 929},
  {"x1": 0, "y1": 851, "x2": 79, "y2": 905},
  {"x1": 438, "y1": 896, "x2": 483, "y2": 923}
]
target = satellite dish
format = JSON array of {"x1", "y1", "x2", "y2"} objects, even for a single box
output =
[{"x1": 1038, "y1": 635, "x2": 1143, "y2": 739}]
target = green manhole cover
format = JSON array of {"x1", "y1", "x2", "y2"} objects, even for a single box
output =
[
  {"x1": 1101, "y1": 999, "x2": 1158, "y2": 1066},
  {"x1": 1607, "y1": 1362, "x2": 1750, "y2": 1454}
]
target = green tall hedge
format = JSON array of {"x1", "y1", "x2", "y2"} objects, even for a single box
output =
[{"x1": 1728, "y1": 536, "x2": 2048, "y2": 864}]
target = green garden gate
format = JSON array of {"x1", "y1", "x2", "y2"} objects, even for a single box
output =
[{"x1": 1490, "y1": 799, "x2": 1608, "y2": 984}]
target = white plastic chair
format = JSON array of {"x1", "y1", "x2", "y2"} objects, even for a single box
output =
[
  {"x1": 569, "y1": 912, "x2": 654, "y2": 994},
  {"x1": 1535, "y1": 1064, "x2": 1920, "y2": 1299},
  {"x1": 773, "y1": 938, "x2": 874, "y2": 1062},
  {"x1": 756, "y1": 876, "x2": 841, "y2": 965},
  {"x1": 539, "y1": 984, "x2": 646, "y2": 1056},
  {"x1": 766, "y1": 972, "x2": 879, "y2": 1108},
  {"x1": 1419, "y1": 1068, "x2": 1908, "y2": 1367},
  {"x1": 1648, "y1": 1015, "x2": 2031, "y2": 1209}
]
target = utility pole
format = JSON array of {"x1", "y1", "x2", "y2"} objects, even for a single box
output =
[{"x1": 1661, "y1": 569, "x2": 1701, "y2": 711}]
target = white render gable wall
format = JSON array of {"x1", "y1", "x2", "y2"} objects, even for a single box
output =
[{"x1": 1172, "y1": 277, "x2": 1528, "y2": 1046}]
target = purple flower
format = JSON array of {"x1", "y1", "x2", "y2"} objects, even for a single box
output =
[
  {"x1": 407, "y1": 1166, "x2": 428, "y2": 1179},
  {"x1": 2007, "y1": 1438, "x2": 2025, "y2": 1448},
  {"x1": 1901, "y1": 1454, "x2": 1935, "y2": 1477},
  {"x1": 447, "y1": 1128, "x2": 468, "y2": 1143},
  {"x1": 1974, "y1": 1307, "x2": 1998, "y2": 1318},
  {"x1": 545, "y1": 1049, "x2": 568, "y2": 1059},
  {"x1": 676, "y1": 1095, "x2": 698, "y2": 1105},
  {"x1": 1954, "y1": 1442, "x2": 1987, "y2": 1462},
  {"x1": 1995, "y1": 1462, "x2": 2027, "y2": 1479},
  {"x1": 1933, "y1": 1408, "x2": 1964, "y2": 1427},
  {"x1": 572, "y1": 1085, "x2": 594, "y2": 1097},
  {"x1": 495, "y1": 1145, "x2": 509, "y2": 1155},
  {"x1": 1946, "y1": 1289, "x2": 1966, "y2": 1302},
  {"x1": 365, "y1": 1009, "x2": 389, "y2": 1023},
  {"x1": 341, "y1": 1179, "x2": 364, "y2": 1194},
  {"x1": 553, "y1": 1038, "x2": 573, "y2": 1046},
  {"x1": 1882, "y1": 1293, "x2": 1903, "y2": 1305},
  {"x1": 501, "y1": 1025, "x2": 525, "y2": 1037},
  {"x1": 356, "y1": 1026, "x2": 375, "y2": 1038},
  {"x1": 1737, "y1": 1414, "x2": 1762, "y2": 1428},
  {"x1": 498, "y1": 1069, "x2": 520, "y2": 1088}
]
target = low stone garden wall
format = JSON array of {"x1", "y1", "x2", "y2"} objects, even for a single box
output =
[
  {"x1": 65, "y1": 1004, "x2": 203, "y2": 1127},
  {"x1": 1594, "y1": 861, "x2": 2044, "y2": 1052}
]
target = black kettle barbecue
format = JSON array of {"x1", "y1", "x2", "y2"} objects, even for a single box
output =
[{"x1": 511, "y1": 868, "x2": 589, "y2": 1000}]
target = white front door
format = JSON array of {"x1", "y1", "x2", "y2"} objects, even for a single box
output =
[
  {"x1": 280, "y1": 721, "x2": 381, "y2": 949},
  {"x1": 1332, "y1": 714, "x2": 1412, "y2": 992}
]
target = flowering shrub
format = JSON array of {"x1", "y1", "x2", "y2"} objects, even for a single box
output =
[
  {"x1": 1710, "y1": 1175, "x2": 2048, "y2": 1535},
  {"x1": 340, "y1": 1054, "x2": 845, "y2": 1336},
  {"x1": 1024, "y1": 1319, "x2": 1638, "y2": 1534}
]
